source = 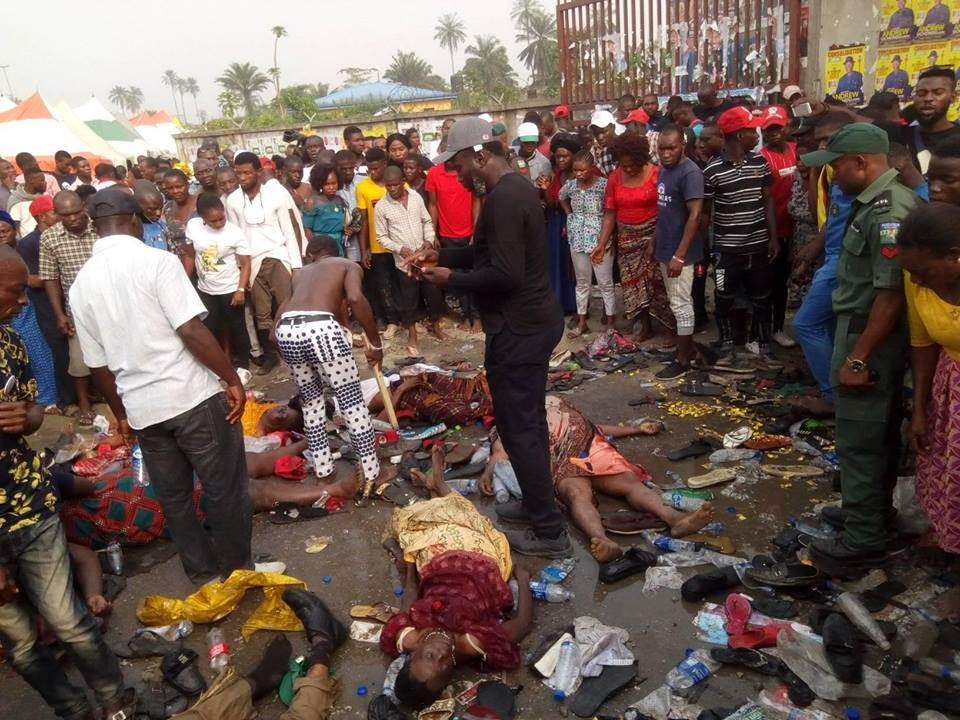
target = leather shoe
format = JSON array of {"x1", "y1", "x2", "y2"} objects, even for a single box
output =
[
  {"x1": 282, "y1": 588, "x2": 346, "y2": 664},
  {"x1": 495, "y1": 500, "x2": 531, "y2": 525}
]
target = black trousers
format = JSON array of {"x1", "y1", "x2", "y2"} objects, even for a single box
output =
[
  {"x1": 770, "y1": 237, "x2": 793, "y2": 333},
  {"x1": 34, "y1": 307, "x2": 75, "y2": 406},
  {"x1": 199, "y1": 290, "x2": 251, "y2": 368},
  {"x1": 714, "y1": 251, "x2": 773, "y2": 346},
  {"x1": 441, "y1": 237, "x2": 478, "y2": 321},
  {"x1": 485, "y1": 318, "x2": 566, "y2": 539},
  {"x1": 135, "y1": 393, "x2": 252, "y2": 584},
  {"x1": 395, "y1": 267, "x2": 445, "y2": 326},
  {"x1": 363, "y1": 253, "x2": 400, "y2": 325}
]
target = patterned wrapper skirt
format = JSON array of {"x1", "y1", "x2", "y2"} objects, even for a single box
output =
[
  {"x1": 916, "y1": 350, "x2": 960, "y2": 553},
  {"x1": 616, "y1": 219, "x2": 675, "y2": 330}
]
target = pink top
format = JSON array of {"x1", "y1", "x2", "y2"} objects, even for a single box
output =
[{"x1": 604, "y1": 166, "x2": 660, "y2": 225}]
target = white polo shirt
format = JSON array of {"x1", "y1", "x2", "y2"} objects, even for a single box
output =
[
  {"x1": 225, "y1": 179, "x2": 304, "y2": 282},
  {"x1": 69, "y1": 234, "x2": 222, "y2": 429}
]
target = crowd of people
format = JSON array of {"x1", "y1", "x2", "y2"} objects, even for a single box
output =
[{"x1": 2, "y1": 66, "x2": 960, "y2": 718}]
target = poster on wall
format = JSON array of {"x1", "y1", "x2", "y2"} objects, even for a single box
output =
[
  {"x1": 880, "y1": 0, "x2": 960, "y2": 44},
  {"x1": 908, "y1": 39, "x2": 952, "y2": 84},
  {"x1": 824, "y1": 45, "x2": 866, "y2": 105},
  {"x1": 876, "y1": 46, "x2": 914, "y2": 98}
]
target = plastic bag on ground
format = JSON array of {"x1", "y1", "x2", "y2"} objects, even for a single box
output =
[
  {"x1": 657, "y1": 549, "x2": 746, "y2": 568},
  {"x1": 893, "y1": 475, "x2": 930, "y2": 535},
  {"x1": 137, "y1": 569, "x2": 306, "y2": 639},
  {"x1": 573, "y1": 615, "x2": 634, "y2": 678},
  {"x1": 643, "y1": 566, "x2": 685, "y2": 592},
  {"x1": 628, "y1": 685, "x2": 702, "y2": 720},
  {"x1": 777, "y1": 625, "x2": 891, "y2": 701}
]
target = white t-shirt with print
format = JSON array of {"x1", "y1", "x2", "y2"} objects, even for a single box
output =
[{"x1": 185, "y1": 217, "x2": 250, "y2": 295}]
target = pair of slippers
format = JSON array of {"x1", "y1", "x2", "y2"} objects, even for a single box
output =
[
  {"x1": 599, "y1": 548, "x2": 657, "y2": 584},
  {"x1": 724, "y1": 593, "x2": 790, "y2": 648},
  {"x1": 709, "y1": 647, "x2": 815, "y2": 707},
  {"x1": 138, "y1": 649, "x2": 207, "y2": 719},
  {"x1": 744, "y1": 562, "x2": 823, "y2": 589}
]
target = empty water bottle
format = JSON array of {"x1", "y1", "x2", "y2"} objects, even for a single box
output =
[
  {"x1": 917, "y1": 656, "x2": 960, "y2": 683},
  {"x1": 529, "y1": 580, "x2": 574, "y2": 602},
  {"x1": 445, "y1": 478, "x2": 477, "y2": 495},
  {"x1": 492, "y1": 472, "x2": 510, "y2": 504},
  {"x1": 641, "y1": 530, "x2": 700, "y2": 553},
  {"x1": 540, "y1": 558, "x2": 575, "y2": 584},
  {"x1": 105, "y1": 541, "x2": 123, "y2": 575},
  {"x1": 791, "y1": 437, "x2": 823, "y2": 457},
  {"x1": 708, "y1": 448, "x2": 760, "y2": 464},
  {"x1": 664, "y1": 648, "x2": 719, "y2": 695},
  {"x1": 207, "y1": 627, "x2": 229, "y2": 673},
  {"x1": 551, "y1": 639, "x2": 581, "y2": 697},
  {"x1": 132, "y1": 443, "x2": 150, "y2": 487},
  {"x1": 789, "y1": 519, "x2": 840, "y2": 540},
  {"x1": 662, "y1": 491, "x2": 707, "y2": 511},
  {"x1": 837, "y1": 592, "x2": 891, "y2": 650}
]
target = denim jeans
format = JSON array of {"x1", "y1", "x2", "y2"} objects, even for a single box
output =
[
  {"x1": 136, "y1": 392, "x2": 252, "y2": 584},
  {"x1": 0, "y1": 515, "x2": 125, "y2": 718},
  {"x1": 793, "y1": 256, "x2": 839, "y2": 400}
]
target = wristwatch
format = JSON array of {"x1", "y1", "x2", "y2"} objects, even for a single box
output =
[{"x1": 845, "y1": 356, "x2": 867, "y2": 373}]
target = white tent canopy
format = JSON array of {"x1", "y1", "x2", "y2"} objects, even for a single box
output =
[
  {"x1": 74, "y1": 96, "x2": 152, "y2": 159},
  {"x1": 51, "y1": 100, "x2": 123, "y2": 165}
]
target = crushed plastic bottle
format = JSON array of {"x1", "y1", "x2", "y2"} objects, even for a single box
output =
[
  {"x1": 445, "y1": 478, "x2": 477, "y2": 495},
  {"x1": 758, "y1": 688, "x2": 833, "y2": 720},
  {"x1": 837, "y1": 592, "x2": 891, "y2": 650},
  {"x1": 708, "y1": 448, "x2": 760, "y2": 464},
  {"x1": 662, "y1": 491, "x2": 707, "y2": 511},
  {"x1": 723, "y1": 703, "x2": 764, "y2": 720},
  {"x1": 105, "y1": 542, "x2": 123, "y2": 575},
  {"x1": 540, "y1": 558, "x2": 576, "y2": 584},
  {"x1": 469, "y1": 443, "x2": 491, "y2": 465},
  {"x1": 917, "y1": 656, "x2": 960, "y2": 683},
  {"x1": 529, "y1": 581, "x2": 574, "y2": 603},
  {"x1": 207, "y1": 627, "x2": 229, "y2": 673},
  {"x1": 136, "y1": 620, "x2": 194, "y2": 641},
  {"x1": 492, "y1": 472, "x2": 510, "y2": 504},
  {"x1": 792, "y1": 437, "x2": 823, "y2": 457},
  {"x1": 664, "y1": 648, "x2": 719, "y2": 695},
  {"x1": 641, "y1": 530, "x2": 701, "y2": 553},
  {"x1": 665, "y1": 469, "x2": 684, "y2": 485},
  {"x1": 550, "y1": 639, "x2": 581, "y2": 697},
  {"x1": 131, "y1": 443, "x2": 150, "y2": 487}
]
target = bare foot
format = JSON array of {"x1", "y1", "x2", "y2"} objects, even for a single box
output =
[
  {"x1": 428, "y1": 322, "x2": 447, "y2": 341},
  {"x1": 469, "y1": 320, "x2": 483, "y2": 334},
  {"x1": 409, "y1": 468, "x2": 429, "y2": 489},
  {"x1": 590, "y1": 536, "x2": 622, "y2": 562},
  {"x1": 670, "y1": 502, "x2": 715, "y2": 538},
  {"x1": 428, "y1": 444, "x2": 447, "y2": 491},
  {"x1": 382, "y1": 537, "x2": 407, "y2": 575},
  {"x1": 406, "y1": 344, "x2": 420, "y2": 357}
]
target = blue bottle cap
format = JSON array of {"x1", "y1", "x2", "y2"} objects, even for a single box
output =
[
  {"x1": 322, "y1": 575, "x2": 332, "y2": 583},
  {"x1": 357, "y1": 685, "x2": 368, "y2": 696},
  {"x1": 393, "y1": 587, "x2": 404, "y2": 597},
  {"x1": 553, "y1": 689, "x2": 566, "y2": 701},
  {"x1": 845, "y1": 708, "x2": 860, "y2": 720}
]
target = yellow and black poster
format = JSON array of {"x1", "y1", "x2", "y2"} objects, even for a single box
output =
[
  {"x1": 880, "y1": 0, "x2": 960, "y2": 44},
  {"x1": 825, "y1": 45, "x2": 866, "y2": 105}
]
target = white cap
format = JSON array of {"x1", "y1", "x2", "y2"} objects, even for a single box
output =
[
  {"x1": 589, "y1": 109, "x2": 616, "y2": 128},
  {"x1": 782, "y1": 84, "x2": 803, "y2": 101},
  {"x1": 517, "y1": 122, "x2": 540, "y2": 142},
  {"x1": 477, "y1": 113, "x2": 493, "y2": 122}
]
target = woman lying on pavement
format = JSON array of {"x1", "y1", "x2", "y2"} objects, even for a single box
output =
[
  {"x1": 380, "y1": 446, "x2": 532, "y2": 711},
  {"x1": 481, "y1": 395, "x2": 715, "y2": 562},
  {"x1": 366, "y1": 367, "x2": 494, "y2": 427}
]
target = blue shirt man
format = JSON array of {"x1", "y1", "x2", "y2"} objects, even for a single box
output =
[{"x1": 882, "y1": 56, "x2": 912, "y2": 99}]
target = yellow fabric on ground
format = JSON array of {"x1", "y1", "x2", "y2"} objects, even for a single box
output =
[
  {"x1": 390, "y1": 493, "x2": 512, "y2": 580},
  {"x1": 241, "y1": 399, "x2": 278, "y2": 437},
  {"x1": 138, "y1": 569, "x2": 305, "y2": 639}
]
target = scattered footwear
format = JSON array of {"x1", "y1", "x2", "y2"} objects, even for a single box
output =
[
  {"x1": 725, "y1": 593, "x2": 752, "y2": 635},
  {"x1": 749, "y1": 596, "x2": 798, "y2": 619},
  {"x1": 569, "y1": 663, "x2": 637, "y2": 717},
  {"x1": 281, "y1": 588, "x2": 347, "y2": 665},
  {"x1": 140, "y1": 682, "x2": 187, "y2": 719},
  {"x1": 773, "y1": 330, "x2": 797, "y2": 348},
  {"x1": 728, "y1": 624, "x2": 789, "y2": 649},
  {"x1": 809, "y1": 537, "x2": 887, "y2": 570},
  {"x1": 683, "y1": 533, "x2": 736, "y2": 555},
  {"x1": 495, "y1": 500, "x2": 531, "y2": 525},
  {"x1": 161, "y1": 648, "x2": 206, "y2": 697},
  {"x1": 744, "y1": 562, "x2": 822, "y2": 589},
  {"x1": 601, "y1": 510, "x2": 667, "y2": 535},
  {"x1": 709, "y1": 647, "x2": 782, "y2": 675},
  {"x1": 655, "y1": 361, "x2": 691, "y2": 380},
  {"x1": 687, "y1": 468, "x2": 738, "y2": 489},
  {"x1": 679, "y1": 378, "x2": 725, "y2": 397},
  {"x1": 504, "y1": 528, "x2": 573, "y2": 558},
  {"x1": 763, "y1": 465, "x2": 825, "y2": 479},
  {"x1": 722, "y1": 426, "x2": 753, "y2": 448},
  {"x1": 821, "y1": 612, "x2": 863, "y2": 683},
  {"x1": 113, "y1": 630, "x2": 181, "y2": 659},
  {"x1": 908, "y1": 679, "x2": 960, "y2": 715},
  {"x1": 681, "y1": 566, "x2": 741, "y2": 602},
  {"x1": 599, "y1": 547, "x2": 658, "y2": 583},
  {"x1": 667, "y1": 436, "x2": 721, "y2": 461},
  {"x1": 350, "y1": 603, "x2": 399, "y2": 624},
  {"x1": 743, "y1": 434, "x2": 792, "y2": 450}
]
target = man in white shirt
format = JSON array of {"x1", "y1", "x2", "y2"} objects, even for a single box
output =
[
  {"x1": 226, "y1": 152, "x2": 305, "y2": 374},
  {"x1": 69, "y1": 188, "x2": 252, "y2": 585}
]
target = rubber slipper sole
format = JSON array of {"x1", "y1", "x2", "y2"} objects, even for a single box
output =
[
  {"x1": 569, "y1": 663, "x2": 638, "y2": 717},
  {"x1": 687, "y1": 468, "x2": 738, "y2": 488}
]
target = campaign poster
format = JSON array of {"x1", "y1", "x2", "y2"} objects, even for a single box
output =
[
  {"x1": 876, "y1": 46, "x2": 914, "y2": 99},
  {"x1": 908, "y1": 40, "x2": 952, "y2": 85},
  {"x1": 880, "y1": 0, "x2": 960, "y2": 44},
  {"x1": 915, "y1": 0, "x2": 957, "y2": 41},
  {"x1": 824, "y1": 45, "x2": 866, "y2": 105}
]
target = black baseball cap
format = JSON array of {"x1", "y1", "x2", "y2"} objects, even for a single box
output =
[{"x1": 86, "y1": 187, "x2": 140, "y2": 219}]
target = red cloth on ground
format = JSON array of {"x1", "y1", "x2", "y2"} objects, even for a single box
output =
[{"x1": 380, "y1": 550, "x2": 520, "y2": 670}]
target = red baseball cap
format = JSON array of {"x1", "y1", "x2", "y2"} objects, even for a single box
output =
[
  {"x1": 259, "y1": 156, "x2": 276, "y2": 171},
  {"x1": 717, "y1": 106, "x2": 762, "y2": 134},
  {"x1": 554, "y1": 104, "x2": 571, "y2": 119},
  {"x1": 624, "y1": 108, "x2": 651, "y2": 125},
  {"x1": 759, "y1": 105, "x2": 789, "y2": 129},
  {"x1": 29, "y1": 195, "x2": 54, "y2": 217}
]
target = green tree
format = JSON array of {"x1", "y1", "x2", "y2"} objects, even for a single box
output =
[
  {"x1": 217, "y1": 90, "x2": 241, "y2": 119},
  {"x1": 216, "y1": 62, "x2": 271, "y2": 117},
  {"x1": 161, "y1": 69, "x2": 181, "y2": 121},
  {"x1": 183, "y1": 78, "x2": 201, "y2": 125},
  {"x1": 270, "y1": 25, "x2": 287, "y2": 99},
  {"x1": 383, "y1": 51, "x2": 446, "y2": 90},
  {"x1": 108, "y1": 86, "x2": 128, "y2": 114},
  {"x1": 273, "y1": 84, "x2": 324, "y2": 119},
  {"x1": 516, "y1": 8, "x2": 558, "y2": 87},
  {"x1": 175, "y1": 78, "x2": 190, "y2": 124},
  {"x1": 461, "y1": 35, "x2": 518, "y2": 102},
  {"x1": 338, "y1": 67, "x2": 377, "y2": 87},
  {"x1": 434, "y1": 13, "x2": 467, "y2": 77},
  {"x1": 125, "y1": 86, "x2": 144, "y2": 114}
]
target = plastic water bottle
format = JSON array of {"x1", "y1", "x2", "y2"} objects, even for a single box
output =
[
  {"x1": 917, "y1": 656, "x2": 960, "y2": 683},
  {"x1": 641, "y1": 530, "x2": 700, "y2": 553},
  {"x1": 138, "y1": 620, "x2": 194, "y2": 641},
  {"x1": 445, "y1": 478, "x2": 477, "y2": 495},
  {"x1": 105, "y1": 542, "x2": 123, "y2": 575},
  {"x1": 207, "y1": 627, "x2": 229, "y2": 673},
  {"x1": 492, "y1": 472, "x2": 510, "y2": 504},
  {"x1": 540, "y1": 558, "x2": 575, "y2": 584},
  {"x1": 708, "y1": 448, "x2": 760, "y2": 463},
  {"x1": 836, "y1": 592, "x2": 891, "y2": 650},
  {"x1": 789, "y1": 519, "x2": 840, "y2": 540},
  {"x1": 551, "y1": 639, "x2": 581, "y2": 697},
  {"x1": 665, "y1": 469, "x2": 684, "y2": 485},
  {"x1": 662, "y1": 491, "x2": 707, "y2": 511},
  {"x1": 529, "y1": 580, "x2": 574, "y2": 603},
  {"x1": 132, "y1": 443, "x2": 150, "y2": 487},
  {"x1": 664, "y1": 648, "x2": 719, "y2": 695},
  {"x1": 792, "y1": 437, "x2": 822, "y2": 457}
]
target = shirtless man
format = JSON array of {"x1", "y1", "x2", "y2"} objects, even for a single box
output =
[{"x1": 274, "y1": 235, "x2": 383, "y2": 492}]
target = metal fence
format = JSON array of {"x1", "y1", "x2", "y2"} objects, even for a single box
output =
[{"x1": 557, "y1": 0, "x2": 803, "y2": 105}]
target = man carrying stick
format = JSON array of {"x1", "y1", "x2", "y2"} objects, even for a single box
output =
[{"x1": 274, "y1": 236, "x2": 383, "y2": 493}]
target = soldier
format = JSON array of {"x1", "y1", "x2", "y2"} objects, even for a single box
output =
[{"x1": 802, "y1": 124, "x2": 920, "y2": 570}]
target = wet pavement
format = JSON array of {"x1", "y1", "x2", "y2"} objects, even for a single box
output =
[{"x1": 0, "y1": 324, "x2": 892, "y2": 719}]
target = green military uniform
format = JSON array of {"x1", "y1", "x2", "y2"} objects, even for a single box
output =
[{"x1": 829, "y1": 167, "x2": 918, "y2": 551}]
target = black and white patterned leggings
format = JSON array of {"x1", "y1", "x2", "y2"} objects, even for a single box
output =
[{"x1": 275, "y1": 314, "x2": 380, "y2": 482}]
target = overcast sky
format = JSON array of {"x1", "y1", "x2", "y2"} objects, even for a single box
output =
[{"x1": 1, "y1": 0, "x2": 528, "y2": 120}]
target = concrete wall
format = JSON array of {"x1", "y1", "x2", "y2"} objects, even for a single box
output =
[{"x1": 803, "y1": 0, "x2": 881, "y2": 97}]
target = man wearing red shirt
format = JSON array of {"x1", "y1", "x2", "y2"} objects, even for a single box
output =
[
  {"x1": 425, "y1": 161, "x2": 481, "y2": 332},
  {"x1": 759, "y1": 106, "x2": 798, "y2": 348}
]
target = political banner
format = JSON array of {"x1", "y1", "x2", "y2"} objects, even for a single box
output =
[
  {"x1": 876, "y1": 46, "x2": 915, "y2": 99},
  {"x1": 880, "y1": 0, "x2": 960, "y2": 44},
  {"x1": 824, "y1": 45, "x2": 866, "y2": 106}
]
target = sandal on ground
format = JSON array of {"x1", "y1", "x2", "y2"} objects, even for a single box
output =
[
  {"x1": 728, "y1": 623, "x2": 789, "y2": 649},
  {"x1": 684, "y1": 534, "x2": 737, "y2": 555},
  {"x1": 112, "y1": 630, "x2": 181, "y2": 659},
  {"x1": 599, "y1": 547, "x2": 657, "y2": 584},
  {"x1": 744, "y1": 562, "x2": 822, "y2": 589},
  {"x1": 350, "y1": 603, "x2": 399, "y2": 624},
  {"x1": 709, "y1": 647, "x2": 782, "y2": 675},
  {"x1": 140, "y1": 682, "x2": 188, "y2": 720},
  {"x1": 687, "y1": 468, "x2": 738, "y2": 489},
  {"x1": 77, "y1": 410, "x2": 96, "y2": 428},
  {"x1": 569, "y1": 663, "x2": 637, "y2": 717},
  {"x1": 160, "y1": 648, "x2": 206, "y2": 697},
  {"x1": 821, "y1": 612, "x2": 863, "y2": 684},
  {"x1": 762, "y1": 465, "x2": 824, "y2": 479},
  {"x1": 667, "y1": 437, "x2": 721, "y2": 461},
  {"x1": 725, "y1": 593, "x2": 752, "y2": 635}
]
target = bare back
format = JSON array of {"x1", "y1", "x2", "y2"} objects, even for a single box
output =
[{"x1": 284, "y1": 257, "x2": 359, "y2": 317}]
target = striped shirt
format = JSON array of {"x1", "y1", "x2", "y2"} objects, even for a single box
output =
[{"x1": 703, "y1": 151, "x2": 772, "y2": 254}]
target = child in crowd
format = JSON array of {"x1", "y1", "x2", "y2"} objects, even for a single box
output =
[
  {"x1": 559, "y1": 151, "x2": 614, "y2": 337},
  {"x1": 185, "y1": 192, "x2": 252, "y2": 368},
  {"x1": 375, "y1": 166, "x2": 445, "y2": 356},
  {"x1": 304, "y1": 166, "x2": 347, "y2": 256}
]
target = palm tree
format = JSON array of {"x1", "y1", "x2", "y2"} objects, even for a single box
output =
[
  {"x1": 175, "y1": 78, "x2": 190, "y2": 124},
  {"x1": 463, "y1": 36, "x2": 517, "y2": 96},
  {"x1": 271, "y1": 25, "x2": 287, "y2": 98},
  {"x1": 383, "y1": 52, "x2": 446, "y2": 91},
  {"x1": 516, "y1": 8, "x2": 558, "y2": 85},
  {"x1": 183, "y1": 78, "x2": 201, "y2": 124},
  {"x1": 161, "y1": 69, "x2": 181, "y2": 120},
  {"x1": 217, "y1": 90, "x2": 241, "y2": 119},
  {"x1": 216, "y1": 62, "x2": 271, "y2": 117},
  {"x1": 125, "y1": 87, "x2": 144, "y2": 114},
  {"x1": 434, "y1": 13, "x2": 467, "y2": 78},
  {"x1": 511, "y1": 0, "x2": 541, "y2": 33},
  {"x1": 108, "y1": 86, "x2": 128, "y2": 114}
]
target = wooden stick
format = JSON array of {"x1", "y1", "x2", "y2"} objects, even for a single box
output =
[{"x1": 373, "y1": 364, "x2": 399, "y2": 430}]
